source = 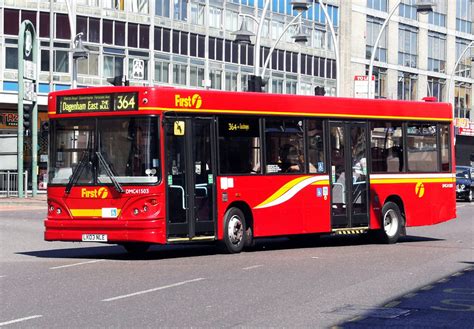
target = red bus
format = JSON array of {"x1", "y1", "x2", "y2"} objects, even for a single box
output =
[{"x1": 44, "y1": 86, "x2": 456, "y2": 253}]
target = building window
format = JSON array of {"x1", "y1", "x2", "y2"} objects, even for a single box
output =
[
  {"x1": 398, "y1": 24, "x2": 418, "y2": 68},
  {"x1": 454, "y1": 83, "x2": 472, "y2": 119},
  {"x1": 399, "y1": 0, "x2": 417, "y2": 20},
  {"x1": 104, "y1": 0, "x2": 125, "y2": 11},
  {"x1": 190, "y1": 2, "x2": 205, "y2": 25},
  {"x1": 54, "y1": 50, "x2": 69, "y2": 73},
  {"x1": 210, "y1": 69, "x2": 222, "y2": 90},
  {"x1": 367, "y1": 0, "x2": 387, "y2": 12},
  {"x1": 155, "y1": 59, "x2": 169, "y2": 83},
  {"x1": 78, "y1": 48, "x2": 99, "y2": 76},
  {"x1": 455, "y1": 38, "x2": 472, "y2": 79},
  {"x1": 428, "y1": 32, "x2": 446, "y2": 73},
  {"x1": 285, "y1": 77, "x2": 297, "y2": 95},
  {"x1": 56, "y1": 14, "x2": 71, "y2": 40},
  {"x1": 428, "y1": 11, "x2": 446, "y2": 27},
  {"x1": 190, "y1": 65, "x2": 205, "y2": 87},
  {"x1": 156, "y1": 0, "x2": 170, "y2": 17},
  {"x1": 456, "y1": 0, "x2": 472, "y2": 33},
  {"x1": 271, "y1": 77, "x2": 284, "y2": 94},
  {"x1": 41, "y1": 49, "x2": 49, "y2": 72},
  {"x1": 4, "y1": 9, "x2": 19, "y2": 35},
  {"x1": 174, "y1": 0, "x2": 187, "y2": 21},
  {"x1": 225, "y1": 10, "x2": 239, "y2": 32},
  {"x1": 427, "y1": 77, "x2": 445, "y2": 102},
  {"x1": 366, "y1": 16, "x2": 387, "y2": 63},
  {"x1": 225, "y1": 71, "x2": 238, "y2": 91},
  {"x1": 398, "y1": 72, "x2": 417, "y2": 100},
  {"x1": 368, "y1": 67, "x2": 387, "y2": 99},
  {"x1": 209, "y1": 6, "x2": 222, "y2": 28},
  {"x1": 5, "y1": 41, "x2": 18, "y2": 70},
  {"x1": 173, "y1": 63, "x2": 187, "y2": 86},
  {"x1": 312, "y1": 29, "x2": 326, "y2": 50},
  {"x1": 103, "y1": 55, "x2": 124, "y2": 78}
]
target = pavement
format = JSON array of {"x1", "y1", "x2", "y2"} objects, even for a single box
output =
[{"x1": 0, "y1": 194, "x2": 47, "y2": 208}]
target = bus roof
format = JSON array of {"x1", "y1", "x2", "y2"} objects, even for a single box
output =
[{"x1": 49, "y1": 86, "x2": 453, "y2": 122}]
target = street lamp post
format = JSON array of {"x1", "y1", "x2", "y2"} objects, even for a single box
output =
[
  {"x1": 315, "y1": 0, "x2": 340, "y2": 96},
  {"x1": 446, "y1": 40, "x2": 474, "y2": 109},
  {"x1": 232, "y1": 0, "x2": 311, "y2": 92},
  {"x1": 367, "y1": 0, "x2": 434, "y2": 99},
  {"x1": 64, "y1": 0, "x2": 88, "y2": 88}
]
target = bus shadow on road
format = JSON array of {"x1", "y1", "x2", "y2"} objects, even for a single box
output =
[
  {"x1": 331, "y1": 265, "x2": 474, "y2": 329},
  {"x1": 246, "y1": 234, "x2": 444, "y2": 252},
  {"x1": 17, "y1": 234, "x2": 443, "y2": 261}
]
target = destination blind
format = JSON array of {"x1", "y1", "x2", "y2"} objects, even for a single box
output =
[{"x1": 57, "y1": 92, "x2": 138, "y2": 114}]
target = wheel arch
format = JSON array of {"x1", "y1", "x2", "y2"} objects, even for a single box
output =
[
  {"x1": 225, "y1": 201, "x2": 254, "y2": 233},
  {"x1": 384, "y1": 195, "x2": 406, "y2": 228}
]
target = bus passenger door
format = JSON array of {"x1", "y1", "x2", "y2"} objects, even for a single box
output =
[
  {"x1": 165, "y1": 117, "x2": 216, "y2": 240},
  {"x1": 329, "y1": 122, "x2": 369, "y2": 229}
]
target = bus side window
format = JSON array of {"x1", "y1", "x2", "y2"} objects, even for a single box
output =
[
  {"x1": 218, "y1": 117, "x2": 261, "y2": 174},
  {"x1": 265, "y1": 118, "x2": 304, "y2": 174},
  {"x1": 307, "y1": 119, "x2": 324, "y2": 173}
]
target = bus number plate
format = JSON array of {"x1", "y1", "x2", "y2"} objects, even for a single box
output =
[{"x1": 82, "y1": 234, "x2": 108, "y2": 242}]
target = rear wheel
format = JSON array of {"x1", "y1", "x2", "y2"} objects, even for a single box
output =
[
  {"x1": 379, "y1": 202, "x2": 403, "y2": 244},
  {"x1": 222, "y1": 207, "x2": 246, "y2": 253},
  {"x1": 121, "y1": 243, "x2": 150, "y2": 254}
]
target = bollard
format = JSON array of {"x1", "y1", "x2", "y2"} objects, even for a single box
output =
[
  {"x1": 24, "y1": 171, "x2": 28, "y2": 198},
  {"x1": 7, "y1": 171, "x2": 10, "y2": 198}
]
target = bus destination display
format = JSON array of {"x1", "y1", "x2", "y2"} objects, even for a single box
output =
[{"x1": 58, "y1": 92, "x2": 138, "y2": 114}]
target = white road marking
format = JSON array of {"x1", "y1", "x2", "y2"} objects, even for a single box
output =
[
  {"x1": 0, "y1": 276, "x2": 6, "y2": 278},
  {"x1": 0, "y1": 315, "x2": 43, "y2": 327},
  {"x1": 102, "y1": 278, "x2": 206, "y2": 302},
  {"x1": 242, "y1": 265, "x2": 263, "y2": 270},
  {"x1": 49, "y1": 259, "x2": 105, "y2": 270},
  {"x1": 312, "y1": 257, "x2": 319, "y2": 259}
]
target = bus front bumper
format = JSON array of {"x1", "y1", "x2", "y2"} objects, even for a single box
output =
[{"x1": 44, "y1": 219, "x2": 166, "y2": 244}]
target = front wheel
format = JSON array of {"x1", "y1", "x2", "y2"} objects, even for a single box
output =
[
  {"x1": 379, "y1": 202, "x2": 403, "y2": 244},
  {"x1": 222, "y1": 207, "x2": 246, "y2": 253}
]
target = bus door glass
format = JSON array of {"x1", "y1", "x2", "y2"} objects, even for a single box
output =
[
  {"x1": 329, "y1": 122, "x2": 369, "y2": 229},
  {"x1": 165, "y1": 117, "x2": 216, "y2": 239}
]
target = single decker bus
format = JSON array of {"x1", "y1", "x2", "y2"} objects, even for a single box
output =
[{"x1": 44, "y1": 86, "x2": 456, "y2": 253}]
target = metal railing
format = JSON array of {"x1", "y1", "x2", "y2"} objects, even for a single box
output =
[{"x1": 0, "y1": 171, "x2": 28, "y2": 198}]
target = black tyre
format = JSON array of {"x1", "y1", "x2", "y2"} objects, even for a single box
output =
[
  {"x1": 379, "y1": 202, "x2": 403, "y2": 244},
  {"x1": 467, "y1": 189, "x2": 473, "y2": 203},
  {"x1": 122, "y1": 243, "x2": 150, "y2": 254},
  {"x1": 222, "y1": 207, "x2": 246, "y2": 253},
  {"x1": 244, "y1": 226, "x2": 255, "y2": 248}
]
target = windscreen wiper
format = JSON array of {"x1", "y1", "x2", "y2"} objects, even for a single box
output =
[
  {"x1": 96, "y1": 152, "x2": 124, "y2": 193},
  {"x1": 65, "y1": 151, "x2": 88, "y2": 195}
]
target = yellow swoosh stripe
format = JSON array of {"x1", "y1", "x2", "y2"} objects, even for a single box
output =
[
  {"x1": 370, "y1": 178, "x2": 455, "y2": 184},
  {"x1": 312, "y1": 180, "x2": 330, "y2": 185},
  {"x1": 70, "y1": 209, "x2": 121, "y2": 217},
  {"x1": 256, "y1": 176, "x2": 312, "y2": 208}
]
